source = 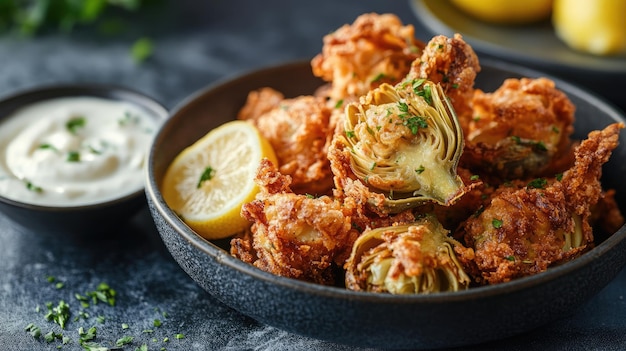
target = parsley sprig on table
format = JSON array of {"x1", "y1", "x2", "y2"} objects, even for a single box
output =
[
  {"x1": 0, "y1": 0, "x2": 158, "y2": 62},
  {"x1": 0, "y1": 0, "x2": 150, "y2": 35}
]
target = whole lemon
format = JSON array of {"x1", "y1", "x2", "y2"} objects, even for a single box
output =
[
  {"x1": 552, "y1": 0, "x2": 626, "y2": 55},
  {"x1": 451, "y1": 0, "x2": 553, "y2": 25}
]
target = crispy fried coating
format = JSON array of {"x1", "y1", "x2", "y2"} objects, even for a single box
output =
[
  {"x1": 462, "y1": 77, "x2": 576, "y2": 180},
  {"x1": 408, "y1": 33, "x2": 481, "y2": 134},
  {"x1": 238, "y1": 92, "x2": 335, "y2": 195},
  {"x1": 228, "y1": 13, "x2": 625, "y2": 291},
  {"x1": 311, "y1": 13, "x2": 424, "y2": 103},
  {"x1": 458, "y1": 123, "x2": 624, "y2": 285},
  {"x1": 233, "y1": 159, "x2": 359, "y2": 285},
  {"x1": 237, "y1": 87, "x2": 285, "y2": 121}
]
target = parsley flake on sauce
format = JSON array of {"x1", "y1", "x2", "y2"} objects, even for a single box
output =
[
  {"x1": 67, "y1": 151, "x2": 81, "y2": 162},
  {"x1": 66, "y1": 116, "x2": 86, "y2": 135},
  {"x1": 25, "y1": 179, "x2": 43, "y2": 193}
]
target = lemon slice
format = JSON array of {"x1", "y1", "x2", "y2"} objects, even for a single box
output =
[{"x1": 161, "y1": 120, "x2": 277, "y2": 239}]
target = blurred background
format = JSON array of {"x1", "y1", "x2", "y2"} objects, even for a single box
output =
[{"x1": 1, "y1": 0, "x2": 623, "y2": 111}]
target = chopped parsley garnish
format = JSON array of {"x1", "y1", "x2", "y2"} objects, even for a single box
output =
[
  {"x1": 470, "y1": 174, "x2": 480, "y2": 181},
  {"x1": 44, "y1": 331, "x2": 62, "y2": 343},
  {"x1": 44, "y1": 300, "x2": 70, "y2": 329},
  {"x1": 555, "y1": 173, "x2": 563, "y2": 181},
  {"x1": 492, "y1": 218, "x2": 503, "y2": 229},
  {"x1": 334, "y1": 99, "x2": 344, "y2": 109},
  {"x1": 25, "y1": 323, "x2": 41, "y2": 339},
  {"x1": 76, "y1": 282, "x2": 117, "y2": 307},
  {"x1": 197, "y1": 166, "x2": 215, "y2": 188},
  {"x1": 415, "y1": 83, "x2": 432, "y2": 105},
  {"x1": 504, "y1": 255, "x2": 516, "y2": 261},
  {"x1": 397, "y1": 101, "x2": 409, "y2": 113},
  {"x1": 27, "y1": 278, "x2": 183, "y2": 350},
  {"x1": 66, "y1": 117, "x2": 86, "y2": 135},
  {"x1": 38, "y1": 143, "x2": 57, "y2": 151},
  {"x1": 415, "y1": 165, "x2": 425, "y2": 174},
  {"x1": 345, "y1": 130, "x2": 355, "y2": 138},
  {"x1": 25, "y1": 179, "x2": 43, "y2": 193},
  {"x1": 78, "y1": 326, "x2": 97, "y2": 342},
  {"x1": 403, "y1": 116, "x2": 428, "y2": 134},
  {"x1": 527, "y1": 178, "x2": 548, "y2": 189},
  {"x1": 396, "y1": 100, "x2": 428, "y2": 134},
  {"x1": 116, "y1": 335, "x2": 134, "y2": 346},
  {"x1": 67, "y1": 151, "x2": 81, "y2": 162}
]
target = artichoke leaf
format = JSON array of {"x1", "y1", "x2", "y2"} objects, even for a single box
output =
[
  {"x1": 344, "y1": 80, "x2": 465, "y2": 212},
  {"x1": 344, "y1": 214, "x2": 471, "y2": 294}
]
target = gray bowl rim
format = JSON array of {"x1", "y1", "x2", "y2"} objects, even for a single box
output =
[
  {"x1": 146, "y1": 58, "x2": 626, "y2": 304},
  {"x1": 0, "y1": 83, "x2": 169, "y2": 212}
]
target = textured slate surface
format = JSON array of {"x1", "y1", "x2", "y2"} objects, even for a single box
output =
[{"x1": 1, "y1": 1, "x2": 625, "y2": 350}]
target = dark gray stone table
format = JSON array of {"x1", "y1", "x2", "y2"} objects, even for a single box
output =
[{"x1": 1, "y1": 1, "x2": 625, "y2": 350}]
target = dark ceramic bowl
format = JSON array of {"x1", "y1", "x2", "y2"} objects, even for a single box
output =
[
  {"x1": 146, "y1": 60, "x2": 626, "y2": 350},
  {"x1": 0, "y1": 84, "x2": 168, "y2": 234}
]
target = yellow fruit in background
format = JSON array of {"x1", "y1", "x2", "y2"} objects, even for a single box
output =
[
  {"x1": 451, "y1": 0, "x2": 553, "y2": 25},
  {"x1": 161, "y1": 120, "x2": 277, "y2": 240},
  {"x1": 552, "y1": 0, "x2": 626, "y2": 55}
]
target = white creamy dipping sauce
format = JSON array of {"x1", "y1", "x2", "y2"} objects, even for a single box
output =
[{"x1": 0, "y1": 96, "x2": 158, "y2": 207}]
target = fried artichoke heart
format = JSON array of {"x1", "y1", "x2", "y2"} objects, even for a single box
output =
[
  {"x1": 341, "y1": 80, "x2": 466, "y2": 212},
  {"x1": 458, "y1": 123, "x2": 624, "y2": 285},
  {"x1": 462, "y1": 77, "x2": 576, "y2": 180},
  {"x1": 345, "y1": 214, "x2": 471, "y2": 294}
]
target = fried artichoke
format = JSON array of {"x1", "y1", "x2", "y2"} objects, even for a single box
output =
[
  {"x1": 342, "y1": 80, "x2": 466, "y2": 212},
  {"x1": 345, "y1": 214, "x2": 471, "y2": 294}
]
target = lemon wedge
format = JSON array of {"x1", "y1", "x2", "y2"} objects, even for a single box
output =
[
  {"x1": 161, "y1": 120, "x2": 277, "y2": 240},
  {"x1": 451, "y1": 0, "x2": 553, "y2": 25},
  {"x1": 552, "y1": 0, "x2": 626, "y2": 55}
]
